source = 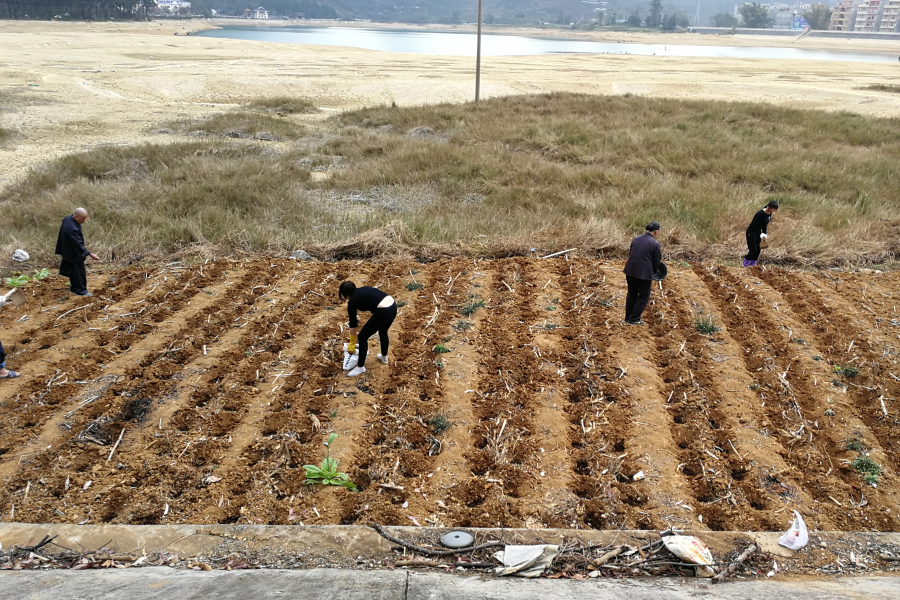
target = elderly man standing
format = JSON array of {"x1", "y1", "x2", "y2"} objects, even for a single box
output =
[
  {"x1": 623, "y1": 221, "x2": 662, "y2": 326},
  {"x1": 55, "y1": 208, "x2": 100, "y2": 297}
]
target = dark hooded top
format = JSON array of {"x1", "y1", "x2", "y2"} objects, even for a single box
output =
[
  {"x1": 746, "y1": 209, "x2": 771, "y2": 236},
  {"x1": 623, "y1": 232, "x2": 662, "y2": 281},
  {"x1": 347, "y1": 286, "x2": 389, "y2": 328},
  {"x1": 55, "y1": 215, "x2": 90, "y2": 262}
]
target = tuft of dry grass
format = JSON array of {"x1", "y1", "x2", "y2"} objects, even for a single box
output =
[
  {"x1": 161, "y1": 111, "x2": 308, "y2": 140},
  {"x1": 3, "y1": 93, "x2": 900, "y2": 266},
  {"x1": 245, "y1": 96, "x2": 320, "y2": 114},
  {"x1": 858, "y1": 84, "x2": 900, "y2": 94}
]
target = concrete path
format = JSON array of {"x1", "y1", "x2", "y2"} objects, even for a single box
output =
[{"x1": 2, "y1": 567, "x2": 899, "y2": 600}]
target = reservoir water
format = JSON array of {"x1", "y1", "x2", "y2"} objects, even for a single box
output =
[{"x1": 197, "y1": 26, "x2": 895, "y2": 63}]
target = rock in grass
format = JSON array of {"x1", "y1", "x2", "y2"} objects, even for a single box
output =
[{"x1": 291, "y1": 250, "x2": 313, "y2": 261}]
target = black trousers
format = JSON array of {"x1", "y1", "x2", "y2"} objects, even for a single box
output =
[
  {"x1": 357, "y1": 303, "x2": 397, "y2": 367},
  {"x1": 60, "y1": 259, "x2": 88, "y2": 294},
  {"x1": 744, "y1": 233, "x2": 761, "y2": 262},
  {"x1": 0, "y1": 340, "x2": 5, "y2": 368},
  {"x1": 625, "y1": 276, "x2": 652, "y2": 322}
]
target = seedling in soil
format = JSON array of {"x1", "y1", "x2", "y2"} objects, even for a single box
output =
[
  {"x1": 545, "y1": 304, "x2": 557, "y2": 311},
  {"x1": 428, "y1": 414, "x2": 452, "y2": 435},
  {"x1": 454, "y1": 320, "x2": 473, "y2": 331},
  {"x1": 433, "y1": 343, "x2": 449, "y2": 354},
  {"x1": 303, "y1": 433, "x2": 358, "y2": 491},
  {"x1": 846, "y1": 434, "x2": 866, "y2": 452},
  {"x1": 824, "y1": 409, "x2": 835, "y2": 417},
  {"x1": 458, "y1": 295, "x2": 485, "y2": 317},
  {"x1": 406, "y1": 282, "x2": 424, "y2": 291},
  {"x1": 397, "y1": 300, "x2": 407, "y2": 307},
  {"x1": 792, "y1": 338, "x2": 806, "y2": 345},
  {"x1": 544, "y1": 323, "x2": 558, "y2": 331},
  {"x1": 749, "y1": 383, "x2": 760, "y2": 391},
  {"x1": 831, "y1": 379, "x2": 844, "y2": 387},
  {"x1": 434, "y1": 358, "x2": 444, "y2": 370},
  {"x1": 833, "y1": 365, "x2": 860, "y2": 378},
  {"x1": 851, "y1": 455, "x2": 882, "y2": 487},
  {"x1": 3, "y1": 275, "x2": 30, "y2": 288},
  {"x1": 599, "y1": 297, "x2": 615, "y2": 307},
  {"x1": 694, "y1": 311, "x2": 720, "y2": 334},
  {"x1": 813, "y1": 355, "x2": 822, "y2": 361}
]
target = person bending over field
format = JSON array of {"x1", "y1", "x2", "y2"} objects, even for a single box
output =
[
  {"x1": 339, "y1": 281, "x2": 397, "y2": 377},
  {"x1": 623, "y1": 221, "x2": 662, "y2": 326},
  {"x1": 0, "y1": 340, "x2": 19, "y2": 379},
  {"x1": 743, "y1": 200, "x2": 778, "y2": 267}
]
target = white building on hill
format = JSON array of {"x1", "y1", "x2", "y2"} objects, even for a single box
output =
[{"x1": 156, "y1": 0, "x2": 192, "y2": 12}]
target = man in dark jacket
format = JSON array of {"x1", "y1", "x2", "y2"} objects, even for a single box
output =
[
  {"x1": 55, "y1": 208, "x2": 100, "y2": 297},
  {"x1": 743, "y1": 200, "x2": 778, "y2": 267},
  {"x1": 623, "y1": 222, "x2": 662, "y2": 325}
]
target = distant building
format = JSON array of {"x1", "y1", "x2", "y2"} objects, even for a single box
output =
[
  {"x1": 830, "y1": 0, "x2": 858, "y2": 30},
  {"x1": 853, "y1": 0, "x2": 882, "y2": 30},
  {"x1": 880, "y1": 0, "x2": 900, "y2": 31},
  {"x1": 156, "y1": 0, "x2": 191, "y2": 12},
  {"x1": 247, "y1": 6, "x2": 269, "y2": 19}
]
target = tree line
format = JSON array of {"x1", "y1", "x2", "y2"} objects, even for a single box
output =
[
  {"x1": 713, "y1": 2, "x2": 833, "y2": 30},
  {"x1": 0, "y1": 0, "x2": 159, "y2": 20}
]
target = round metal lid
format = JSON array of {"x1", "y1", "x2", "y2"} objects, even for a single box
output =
[{"x1": 440, "y1": 530, "x2": 474, "y2": 549}]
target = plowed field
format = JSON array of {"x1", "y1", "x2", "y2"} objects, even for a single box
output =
[{"x1": 1, "y1": 258, "x2": 899, "y2": 533}]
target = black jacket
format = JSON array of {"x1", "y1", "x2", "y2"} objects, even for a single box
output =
[
  {"x1": 746, "y1": 209, "x2": 771, "y2": 236},
  {"x1": 347, "y1": 286, "x2": 389, "y2": 328},
  {"x1": 623, "y1": 233, "x2": 662, "y2": 280},
  {"x1": 55, "y1": 215, "x2": 90, "y2": 262}
]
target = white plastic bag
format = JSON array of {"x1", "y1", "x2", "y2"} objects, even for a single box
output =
[
  {"x1": 778, "y1": 510, "x2": 808, "y2": 551},
  {"x1": 661, "y1": 534, "x2": 715, "y2": 578}
]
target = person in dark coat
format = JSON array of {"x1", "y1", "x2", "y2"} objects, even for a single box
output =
[
  {"x1": 55, "y1": 208, "x2": 100, "y2": 297},
  {"x1": 339, "y1": 281, "x2": 397, "y2": 377},
  {"x1": 0, "y1": 340, "x2": 19, "y2": 379},
  {"x1": 623, "y1": 222, "x2": 662, "y2": 326},
  {"x1": 743, "y1": 200, "x2": 778, "y2": 267}
]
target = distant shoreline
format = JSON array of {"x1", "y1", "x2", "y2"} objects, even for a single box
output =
[{"x1": 203, "y1": 18, "x2": 900, "y2": 54}]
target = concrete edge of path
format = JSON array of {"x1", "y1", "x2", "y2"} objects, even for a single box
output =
[{"x1": 1, "y1": 567, "x2": 900, "y2": 600}]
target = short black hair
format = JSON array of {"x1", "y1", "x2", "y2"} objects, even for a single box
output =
[
  {"x1": 338, "y1": 281, "x2": 357, "y2": 299},
  {"x1": 766, "y1": 200, "x2": 779, "y2": 210},
  {"x1": 646, "y1": 221, "x2": 661, "y2": 232}
]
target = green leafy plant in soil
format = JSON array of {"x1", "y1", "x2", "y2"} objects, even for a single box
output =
[
  {"x1": 851, "y1": 455, "x2": 882, "y2": 487},
  {"x1": 459, "y1": 295, "x2": 485, "y2": 317},
  {"x1": 833, "y1": 365, "x2": 860, "y2": 377},
  {"x1": 428, "y1": 414, "x2": 452, "y2": 436},
  {"x1": 406, "y1": 281, "x2": 424, "y2": 291},
  {"x1": 433, "y1": 343, "x2": 449, "y2": 354},
  {"x1": 303, "y1": 433, "x2": 358, "y2": 491}
]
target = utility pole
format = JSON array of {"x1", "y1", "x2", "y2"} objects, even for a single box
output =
[{"x1": 475, "y1": 0, "x2": 483, "y2": 103}]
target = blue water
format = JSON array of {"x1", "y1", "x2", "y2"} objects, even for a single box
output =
[{"x1": 197, "y1": 26, "x2": 895, "y2": 63}]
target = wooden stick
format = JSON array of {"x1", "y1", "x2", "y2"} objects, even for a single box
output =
[
  {"x1": 56, "y1": 302, "x2": 95, "y2": 321},
  {"x1": 594, "y1": 546, "x2": 624, "y2": 566},
  {"x1": 712, "y1": 544, "x2": 756, "y2": 584},
  {"x1": 540, "y1": 248, "x2": 576, "y2": 259},
  {"x1": 369, "y1": 523, "x2": 503, "y2": 556},
  {"x1": 106, "y1": 427, "x2": 126, "y2": 462}
]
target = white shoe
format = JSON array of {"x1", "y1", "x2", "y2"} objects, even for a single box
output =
[
  {"x1": 347, "y1": 366, "x2": 366, "y2": 377},
  {"x1": 377, "y1": 354, "x2": 388, "y2": 364}
]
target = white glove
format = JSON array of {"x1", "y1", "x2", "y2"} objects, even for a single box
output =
[{"x1": 760, "y1": 233, "x2": 768, "y2": 240}]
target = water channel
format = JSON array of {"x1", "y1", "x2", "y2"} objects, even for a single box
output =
[{"x1": 197, "y1": 26, "x2": 895, "y2": 63}]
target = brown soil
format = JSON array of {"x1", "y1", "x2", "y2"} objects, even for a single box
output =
[{"x1": 1, "y1": 258, "x2": 899, "y2": 533}]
